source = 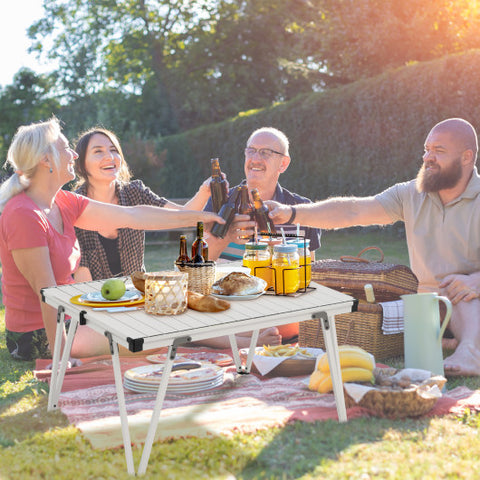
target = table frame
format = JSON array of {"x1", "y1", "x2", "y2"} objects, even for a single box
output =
[{"x1": 42, "y1": 280, "x2": 355, "y2": 476}]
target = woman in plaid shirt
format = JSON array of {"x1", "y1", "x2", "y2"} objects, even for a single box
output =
[{"x1": 73, "y1": 128, "x2": 213, "y2": 281}]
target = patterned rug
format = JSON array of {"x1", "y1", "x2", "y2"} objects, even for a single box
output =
[{"x1": 34, "y1": 349, "x2": 480, "y2": 450}]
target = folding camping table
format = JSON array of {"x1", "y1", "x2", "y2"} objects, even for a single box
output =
[{"x1": 42, "y1": 280, "x2": 355, "y2": 476}]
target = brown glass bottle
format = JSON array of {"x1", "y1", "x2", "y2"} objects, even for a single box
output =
[
  {"x1": 176, "y1": 235, "x2": 190, "y2": 264},
  {"x1": 210, "y1": 186, "x2": 241, "y2": 238},
  {"x1": 251, "y1": 188, "x2": 277, "y2": 235},
  {"x1": 191, "y1": 222, "x2": 209, "y2": 262},
  {"x1": 236, "y1": 184, "x2": 254, "y2": 240},
  {"x1": 210, "y1": 158, "x2": 228, "y2": 213}
]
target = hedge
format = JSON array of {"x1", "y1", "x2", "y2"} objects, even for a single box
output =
[{"x1": 142, "y1": 49, "x2": 480, "y2": 202}]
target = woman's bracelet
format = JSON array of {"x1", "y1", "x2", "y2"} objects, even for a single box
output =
[{"x1": 286, "y1": 206, "x2": 297, "y2": 224}]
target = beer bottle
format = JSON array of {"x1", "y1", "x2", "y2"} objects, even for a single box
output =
[
  {"x1": 210, "y1": 186, "x2": 241, "y2": 238},
  {"x1": 210, "y1": 158, "x2": 229, "y2": 213},
  {"x1": 251, "y1": 188, "x2": 277, "y2": 235},
  {"x1": 236, "y1": 184, "x2": 254, "y2": 240},
  {"x1": 176, "y1": 235, "x2": 190, "y2": 264},
  {"x1": 191, "y1": 222, "x2": 209, "y2": 262}
]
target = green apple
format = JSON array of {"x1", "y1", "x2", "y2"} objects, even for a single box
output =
[{"x1": 101, "y1": 278, "x2": 126, "y2": 300}]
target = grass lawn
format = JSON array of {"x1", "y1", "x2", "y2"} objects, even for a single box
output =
[{"x1": 1, "y1": 228, "x2": 480, "y2": 479}]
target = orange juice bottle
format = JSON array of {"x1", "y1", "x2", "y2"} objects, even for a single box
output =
[
  {"x1": 272, "y1": 244, "x2": 300, "y2": 294},
  {"x1": 243, "y1": 242, "x2": 272, "y2": 289},
  {"x1": 288, "y1": 239, "x2": 311, "y2": 289}
]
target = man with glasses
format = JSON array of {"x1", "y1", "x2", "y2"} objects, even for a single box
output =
[
  {"x1": 268, "y1": 118, "x2": 480, "y2": 377},
  {"x1": 205, "y1": 127, "x2": 321, "y2": 262},
  {"x1": 196, "y1": 127, "x2": 321, "y2": 347}
]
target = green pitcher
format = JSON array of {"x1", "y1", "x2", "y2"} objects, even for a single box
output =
[{"x1": 401, "y1": 292, "x2": 452, "y2": 376}]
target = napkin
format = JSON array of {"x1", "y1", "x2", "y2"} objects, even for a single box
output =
[{"x1": 380, "y1": 300, "x2": 404, "y2": 334}]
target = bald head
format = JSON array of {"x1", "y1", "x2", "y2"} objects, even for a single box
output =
[{"x1": 430, "y1": 118, "x2": 478, "y2": 163}]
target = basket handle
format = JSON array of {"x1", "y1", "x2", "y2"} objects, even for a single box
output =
[{"x1": 339, "y1": 246, "x2": 384, "y2": 264}]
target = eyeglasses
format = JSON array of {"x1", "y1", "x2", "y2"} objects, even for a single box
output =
[{"x1": 244, "y1": 146, "x2": 286, "y2": 159}]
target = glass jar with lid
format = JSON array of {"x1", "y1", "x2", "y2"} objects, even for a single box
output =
[
  {"x1": 272, "y1": 243, "x2": 300, "y2": 294},
  {"x1": 288, "y1": 238, "x2": 311, "y2": 289},
  {"x1": 242, "y1": 242, "x2": 272, "y2": 289}
]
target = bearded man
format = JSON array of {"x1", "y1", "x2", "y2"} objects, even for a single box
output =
[{"x1": 267, "y1": 118, "x2": 480, "y2": 376}]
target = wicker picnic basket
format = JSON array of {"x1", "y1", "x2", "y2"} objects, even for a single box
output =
[
  {"x1": 310, "y1": 247, "x2": 418, "y2": 302},
  {"x1": 175, "y1": 261, "x2": 216, "y2": 295},
  {"x1": 299, "y1": 247, "x2": 418, "y2": 359},
  {"x1": 343, "y1": 370, "x2": 447, "y2": 419}
]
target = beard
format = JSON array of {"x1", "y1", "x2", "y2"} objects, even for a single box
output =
[{"x1": 416, "y1": 157, "x2": 463, "y2": 193}]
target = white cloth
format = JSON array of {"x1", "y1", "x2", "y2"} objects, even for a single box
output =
[{"x1": 380, "y1": 300, "x2": 404, "y2": 334}]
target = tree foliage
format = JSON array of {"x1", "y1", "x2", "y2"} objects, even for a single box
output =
[
  {"x1": 3, "y1": 0, "x2": 478, "y2": 146},
  {"x1": 0, "y1": 68, "x2": 60, "y2": 172},
  {"x1": 310, "y1": 0, "x2": 480, "y2": 82}
]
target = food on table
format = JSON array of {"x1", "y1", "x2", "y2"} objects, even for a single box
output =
[
  {"x1": 131, "y1": 271, "x2": 146, "y2": 293},
  {"x1": 258, "y1": 344, "x2": 313, "y2": 358},
  {"x1": 211, "y1": 271, "x2": 267, "y2": 296},
  {"x1": 101, "y1": 278, "x2": 126, "y2": 300},
  {"x1": 309, "y1": 345, "x2": 375, "y2": 393},
  {"x1": 187, "y1": 290, "x2": 230, "y2": 312}
]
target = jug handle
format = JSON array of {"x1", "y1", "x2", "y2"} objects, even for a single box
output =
[{"x1": 436, "y1": 295, "x2": 452, "y2": 343}]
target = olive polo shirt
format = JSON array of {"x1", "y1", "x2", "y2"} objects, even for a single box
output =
[{"x1": 375, "y1": 167, "x2": 480, "y2": 292}]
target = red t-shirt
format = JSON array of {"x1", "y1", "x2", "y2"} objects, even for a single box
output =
[{"x1": 0, "y1": 190, "x2": 89, "y2": 332}]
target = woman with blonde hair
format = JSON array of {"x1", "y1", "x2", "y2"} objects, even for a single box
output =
[
  {"x1": 73, "y1": 127, "x2": 213, "y2": 281},
  {"x1": 0, "y1": 118, "x2": 222, "y2": 362}
]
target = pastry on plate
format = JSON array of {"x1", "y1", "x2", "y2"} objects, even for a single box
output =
[{"x1": 211, "y1": 271, "x2": 267, "y2": 296}]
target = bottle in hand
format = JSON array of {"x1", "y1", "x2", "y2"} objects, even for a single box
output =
[
  {"x1": 210, "y1": 158, "x2": 229, "y2": 213},
  {"x1": 176, "y1": 235, "x2": 190, "y2": 264},
  {"x1": 191, "y1": 222, "x2": 209, "y2": 262},
  {"x1": 251, "y1": 188, "x2": 276, "y2": 235},
  {"x1": 210, "y1": 186, "x2": 241, "y2": 238},
  {"x1": 236, "y1": 184, "x2": 254, "y2": 240}
]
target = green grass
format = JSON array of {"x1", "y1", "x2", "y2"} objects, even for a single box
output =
[{"x1": 1, "y1": 229, "x2": 479, "y2": 479}]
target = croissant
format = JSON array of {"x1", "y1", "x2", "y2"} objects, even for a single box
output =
[{"x1": 187, "y1": 291, "x2": 230, "y2": 312}]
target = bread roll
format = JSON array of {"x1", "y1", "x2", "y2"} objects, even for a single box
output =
[
  {"x1": 131, "y1": 271, "x2": 146, "y2": 293},
  {"x1": 211, "y1": 272, "x2": 267, "y2": 296},
  {"x1": 187, "y1": 291, "x2": 230, "y2": 312}
]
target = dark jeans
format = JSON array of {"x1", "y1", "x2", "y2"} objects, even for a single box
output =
[
  {"x1": 6, "y1": 319, "x2": 71, "y2": 361},
  {"x1": 6, "y1": 328, "x2": 50, "y2": 361}
]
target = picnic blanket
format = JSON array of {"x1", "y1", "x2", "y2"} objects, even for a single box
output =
[{"x1": 34, "y1": 348, "x2": 480, "y2": 450}]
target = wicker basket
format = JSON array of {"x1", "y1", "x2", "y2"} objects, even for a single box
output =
[
  {"x1": 343, "y1": 374, "x2": 447, "y2": 419},
  {"x1": 175, "y1": 261, "x2": 216, "y2": 295},
  {"x1": 312, "y1": 247, "x2": 418, "y2": 303},
  {"x1": 299, "y1": 302, "x2": 403, "y2": 360}
]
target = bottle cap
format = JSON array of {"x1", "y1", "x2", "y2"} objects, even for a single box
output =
[
  {"x1": 273, "y1": 244, "x2": 298, "y2": 253},
  {"x1": 287, "y1": 238, "x2": 310, "y2": 249}
]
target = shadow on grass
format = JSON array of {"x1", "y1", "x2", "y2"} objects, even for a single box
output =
[{"x1": 237, "y1": 415, "x2": 434, "y2": 480}]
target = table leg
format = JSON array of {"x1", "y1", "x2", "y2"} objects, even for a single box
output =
[
  {"x1": 107, "y1": 332, "x2": 135, "y2": 475},
  {"x1": 316, "y1": 311, "x2": 347, "y2": 422},
  {"x1": 137, "y1": 340, "x2": 182, "y2": 476},
  {"x1": 229, "y1": 329, "x2": 259, "y2": 374},
  {"x1": 48, "y1": 308, "x2": 78, "y2": 411}
]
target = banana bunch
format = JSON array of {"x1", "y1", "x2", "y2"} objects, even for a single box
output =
[{"x1": 309, "y1": 345, "x2": 375, "y2": 394}]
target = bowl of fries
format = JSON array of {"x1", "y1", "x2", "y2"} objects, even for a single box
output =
[{"x1": 239, "y1": 344, "x2": 323, "y2": 377}]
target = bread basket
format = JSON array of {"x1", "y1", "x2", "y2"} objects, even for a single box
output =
[
  {"x1": 343, "y1": 368, "x2": 446, "y2": 419},
  {"x1": 175, "y1": 261, "x2": 216, "y2": 295}
]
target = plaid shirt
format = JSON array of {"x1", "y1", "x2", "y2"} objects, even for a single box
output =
[{"x1": 75, "y1": 180, "x2": 167, "y2": 280}]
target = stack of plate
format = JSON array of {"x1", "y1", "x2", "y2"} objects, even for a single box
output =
[{"x1": 124, "y1": 363, "x2": 225, "y2": 394}]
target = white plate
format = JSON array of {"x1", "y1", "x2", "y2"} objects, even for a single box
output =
[
  {"x1": 80, "y1": 290, "x2": 141, "y2": 304},
  {"x1": 211, "y1": 291, "x2": 265, "y2": 301}
]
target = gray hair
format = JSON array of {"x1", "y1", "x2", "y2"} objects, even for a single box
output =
[
  {"x1": 247, "y1": 127, "x2": 290, "y2": 156},
  {"x1": 0, "y1": 118, "x2": 61, "y2": 212}
]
